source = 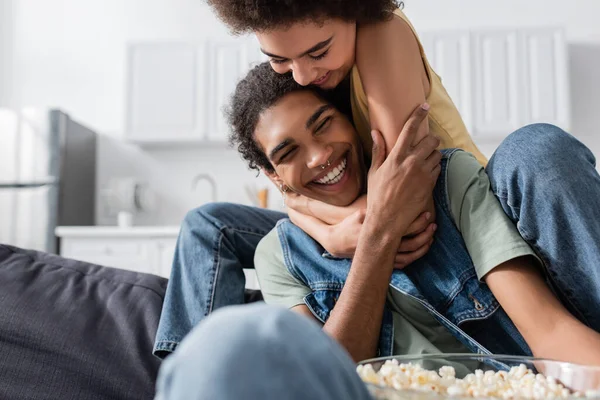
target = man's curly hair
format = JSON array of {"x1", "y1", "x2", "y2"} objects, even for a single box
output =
[
  {"x1": 228, "y1": 62, "x2": 329, "y2": 174},
  {"x1": 207, "y1": 0, "x2": 404, "y2": 34}
]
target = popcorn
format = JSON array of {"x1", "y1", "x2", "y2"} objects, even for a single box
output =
[{"x1": 356, "y1": 362, "x2": 600, "y2": 399}]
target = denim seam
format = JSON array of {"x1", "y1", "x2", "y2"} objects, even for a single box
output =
[
  {"x1": 517, "y1": 225, "x2": 591, "y2": 326},
  {"x1": 198, "y1": 208, "x2": 280, "y2": 236},
  {"x1": 491, "y1": 190, "x2": 523, "y2": 213},
  {"x1": 207, "y1": 231, "x2": 224, "y2": 314},
  {"x1": 206, "y1": 226, "x2": 269, "y2": 314},
  {"x1": 456, "y1": 302, "x2": 501, "y2": 324},
  {"x1": 494, "y1": 185, "x2": 590, "y2": 325},
  {"x1": 436, "y1": 150, "x2": 479, "y2": 312},
  {"x1": 276, "y1": 220, "x2": 305, "y2": 285},
  {"x1": 440, "y1": 269, "x2": 478, "y2": 312},
  {"x1": 310, "y1": 282, "x2": 344, "y2": 290}
]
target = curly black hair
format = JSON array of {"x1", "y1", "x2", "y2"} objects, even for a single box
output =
[
  {"x1": 207, "y1": 0, "x2": 404, "y2": 34},
  {"x1": 227, "y1": 62, "x2": 321, "y2": 173}
]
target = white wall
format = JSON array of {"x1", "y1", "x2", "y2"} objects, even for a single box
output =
[
  {"x1": 0, "y1": 0, "x2": 15, "y2": 106},
  {"x1": 2, "y1": 0, "x2": 600, "y2": 225},
  {"x1": 3, "y1": 0, "x2": 274, "y2": 225}
]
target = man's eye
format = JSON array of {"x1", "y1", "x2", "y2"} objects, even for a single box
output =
[
  {"x1": 315, "y1": 116, "x2": 333, "y2": 133},
  {"x1": 270, "y1": 58, "x2": 287, "y2": 65},
  {"x1": 279, "y1": 148, "x2": 295, "y2": 162}
]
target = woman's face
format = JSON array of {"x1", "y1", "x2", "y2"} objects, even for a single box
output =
[
  {"x1": 256, "y1": 19, "x2": 356, "y2": 89},
  {"x1": 255, "y1": 91, "x2": 365, "y2": 206}
]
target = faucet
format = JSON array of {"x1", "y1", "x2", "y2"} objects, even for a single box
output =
[{"x1": 191, "y1": 173, "x2": 217, "y2": 202}]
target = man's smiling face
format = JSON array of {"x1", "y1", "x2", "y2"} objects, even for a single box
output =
[{"x1": 255, "y1": 90, "x2": 366, "y2": 206}]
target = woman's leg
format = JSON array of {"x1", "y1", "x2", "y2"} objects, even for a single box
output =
[
  {"x1": 487, "y1": 123, "x2": 600, "y2": 329},
  {"x1": 153, "y1": 203, "x2": 286, "y2": 357},
  {"x1": 154, "y1": 303, "x2": 371, "y2": 400}
]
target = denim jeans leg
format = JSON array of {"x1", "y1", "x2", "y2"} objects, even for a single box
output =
[
  {"x1": 154, "y1": 303, "x2": 372, "y2": 400},
  {"x1": 487, "y1": 123, "x2": 600, "y2": 329},
  {"x1": 153, "y1": 203, "x2": 286, "y2": 357}
]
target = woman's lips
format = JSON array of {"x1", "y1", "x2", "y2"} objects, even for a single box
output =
[{"x1": 312, "y1": 71, "x2": 330, "y2": 85}]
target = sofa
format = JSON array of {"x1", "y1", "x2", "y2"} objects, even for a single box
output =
[{"x1": 0, "y1": 243, "x2": 167, "y2": 400}]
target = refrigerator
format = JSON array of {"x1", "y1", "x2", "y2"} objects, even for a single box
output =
[{"x1": 0, "y1": 108, "x2": 96, "y2": 253}]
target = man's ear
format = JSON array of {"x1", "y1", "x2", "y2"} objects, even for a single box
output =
[{"x1": 262, "y1": 168, "x2": 284, "y2": 188}]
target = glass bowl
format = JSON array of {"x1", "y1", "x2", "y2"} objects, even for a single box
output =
[{"x1": 357, "y1": 354, "x2": 600, "y2": 399}]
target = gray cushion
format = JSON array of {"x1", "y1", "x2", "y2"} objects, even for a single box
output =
[{"x1": 0, "y1": 244, "x2": 167, "y2": 400}]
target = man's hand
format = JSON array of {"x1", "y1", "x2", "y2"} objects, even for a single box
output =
[{"x1": 365, "y1": 103, "x2": 442, "y2": 241}]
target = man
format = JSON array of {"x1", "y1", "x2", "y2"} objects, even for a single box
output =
[{"x1": 155, "y1": 63, "x2": 600, "y2": 400}]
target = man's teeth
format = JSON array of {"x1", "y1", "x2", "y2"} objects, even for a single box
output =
[{"x1": 316, "y1": 158, "x2": 347, "y2": 185}]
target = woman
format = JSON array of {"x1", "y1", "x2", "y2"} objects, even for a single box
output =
[
  {"x1": 207, "y1": 0, "x2": 482, "y2": 251},
  {"x1": 153, "y1": 1, "x2": 600, "y2": 357}
]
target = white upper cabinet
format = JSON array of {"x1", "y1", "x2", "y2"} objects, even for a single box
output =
[
  {"x1": 421, "y1": 27, "x2": 569, "y2": 141},
  {"x1": 420, "y1": 32, "x2": 474, "y2": 133},
  {"x1": 126, "y1": 39, "x2": 265, "y2": 145},
  {"x1": 126, "y1": 28, "x2": 568, "y2": 145},
  {"x1": 471, "y1": 30, "x2": 521, "y2": 139},
  {"x1": 520, "y1": 29, "x2": 570, "y2": 130},
  {"x1": 127, "y1": 43, "x2": 200, "y2": 143}
]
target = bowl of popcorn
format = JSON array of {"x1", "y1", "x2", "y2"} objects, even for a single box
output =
[{"x1": 357, "y1": 354, "x2": 600, "y2": 399}]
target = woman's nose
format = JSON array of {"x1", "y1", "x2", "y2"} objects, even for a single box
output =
[{"x1": 291, "y1": 61, "x2": 317, "y2": 86}]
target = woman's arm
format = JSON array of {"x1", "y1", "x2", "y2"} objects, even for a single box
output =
[
  {"x1": 355, "y1": 14, "x2": 430, "y2": 154},
  {"x1": 287, "y1": 193, "x2": 367, "y2": 225},
  {"x1": 485, "y1": 256, "x2": 600, "y2": 365},
  {"x1": 290, "y1": 197, "x2": 436, "y2": 263}
]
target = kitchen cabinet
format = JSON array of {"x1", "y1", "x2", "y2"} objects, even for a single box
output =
[
  {"x1": 56, "y1": 226, "x2": 261, "y2": 289},
  {"x1": 420, "y1": 27, "x2": 569, "y2": 141},
  {"x1": 126, "y1": 28, "x2": 569, "y2": 145},
  {"x1": 125, "y1": 39, "x2": 265, "y2": 146}
]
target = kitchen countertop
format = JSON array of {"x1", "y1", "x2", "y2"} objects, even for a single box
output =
[{"x1": 55, "y1": 226, "x2": 180, "y2": 237}]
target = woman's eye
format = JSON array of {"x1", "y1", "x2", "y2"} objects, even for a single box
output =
[{"x1": 310, "y1": 49, "x2": 329, "y2": 61}]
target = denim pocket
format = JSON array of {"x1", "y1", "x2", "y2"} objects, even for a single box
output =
[
  {"x1": 446, "y1": 275, "x2": 499, "y2": 324},
  {"x1": 303, "y1": 289, "x2": 342, "y2": 324}
]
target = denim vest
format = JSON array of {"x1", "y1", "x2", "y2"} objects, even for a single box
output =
[{"x1": 276, "y1": 149, "x2": 532, "y2": 358}]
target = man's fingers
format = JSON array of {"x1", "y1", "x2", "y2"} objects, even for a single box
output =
[
  {"x1": 391, "y1": 103, "x2": 430, "y2": 157},
  {"x1": 369, "y1": 129, "x2": 387, "y2": 172},
  {"x1": 425, "y1": 149, "x2": 443, "y2": 172},
  {"x1": 413, "y1": 134, "x2": 441, "y2": 161}
]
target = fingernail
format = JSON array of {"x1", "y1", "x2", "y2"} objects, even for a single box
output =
[
  {"x1": 425, "y1": 212, "x2": 431, "y2": 220},
  {"x1": 432, "y1": 224, "x2": 437, "y2": 231},
  {"x1": 421, "y1": 103, "x2": 430, "y2": 111}
]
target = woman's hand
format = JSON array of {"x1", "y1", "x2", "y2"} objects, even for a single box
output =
[
  {"x1": 284, "y1": 191, "x2": 311, "y2": 215},
  {"x1": 320, "y1": 210, "x2": 436, "y2": 268},
  {"x1": 396, "y1": 212, "x2": 437, "y2": 269}
]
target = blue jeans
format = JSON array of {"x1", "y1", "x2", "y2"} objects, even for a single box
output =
[
  {"x1": 154, "y1": 123, "x2": 600, "y2": 357},
  {"x1": 486, "y1": 123, "x2": 600, "y2": 329},
  {"x1": 154, "y1": 303, "x2": 371, "y2": 400},
  {"x1": 153, "y1": 204, "x2": 286, "y2": 357}
]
